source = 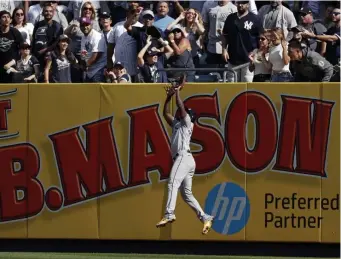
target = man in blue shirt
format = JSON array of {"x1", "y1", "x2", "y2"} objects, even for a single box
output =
[{"x1": 153, "y1": 1, "x2": 175, "y2": 32}]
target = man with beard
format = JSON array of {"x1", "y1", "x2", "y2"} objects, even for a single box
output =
[
  {"x1": 0, "y1": 10, "x2": 24, "y2": 83},
  {"x1": 32, "y1": 3, "x2": 63, "y2": 80},
  {"x1": 258, "y1": 0, "x2": 297, "y2": 40},
  {"x1": 222, "y1": 0, "x2": 261, "y2": 82}
]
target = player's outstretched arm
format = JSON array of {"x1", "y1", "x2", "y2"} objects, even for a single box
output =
[
  {"x1": 175, "y1": 88, "x2": 187, "y2": 120},
  {"x1": 163, "y1": 86, "x2": 175, "y2": 127}
]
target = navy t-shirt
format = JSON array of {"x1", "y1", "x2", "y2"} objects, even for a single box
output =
[
  {"x1": 223, "y1": 12, "x2": 261, "y2": 65},
  {"x1": 325, "y1": 26, "x2": 340, "y2": 65}
]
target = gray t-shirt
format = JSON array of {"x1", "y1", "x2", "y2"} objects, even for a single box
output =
[
  {"x1": 201, "y1": 1, "x2": 237, "y2": 54},
  {"x1": 258, "y1": 5, "x2": 297, "y2": 40}
]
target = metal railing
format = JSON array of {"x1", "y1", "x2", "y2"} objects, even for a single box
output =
[{"x1": 153, "y1": 63, "x2": 250, "y2": 83}]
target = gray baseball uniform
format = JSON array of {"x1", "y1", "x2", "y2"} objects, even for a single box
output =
[{"x1": 164, "y1": 114, "x2": 211, "y2": 222}]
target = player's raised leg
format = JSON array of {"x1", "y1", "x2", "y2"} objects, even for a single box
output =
[
  {"x1": 156, "y1": 154, "x2": 191, "y2": 228},
  {"x1": 180, "y1": 157, "x2": 214, "y2": 234}
]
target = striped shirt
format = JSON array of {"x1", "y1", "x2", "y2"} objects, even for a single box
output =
[{"x1": 108, "y1": 21, "x2": 143, "y2": 76}]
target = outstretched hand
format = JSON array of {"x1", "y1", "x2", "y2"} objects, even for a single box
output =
[{"x1": 164, "y1": 85, "x2": 176, "y2": 98}]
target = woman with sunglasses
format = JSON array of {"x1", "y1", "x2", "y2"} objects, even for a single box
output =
[
  {"x1": 248, "y1": 31, "x2": 272, "y2": 82},
  {"x1": 268, "y1": 28, "x2": 293, "y2": 82},
  {"x1": 167, "y1": 24, "x2": 195, "y2": 82},
  {"x1": 166, "y1": 9, "x2": 205, "y2": 66},
  {"x1": 65, "y1": 1, "x2": 100, "y2": 82},
  {"x1": 11, "y1": 7, "x2": 34, "y2": 45},
  {"x1": 11, "y1": 42, "x2": 40, "y2": 83}
]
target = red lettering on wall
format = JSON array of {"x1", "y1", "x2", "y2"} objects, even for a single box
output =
[
  {"x1": 49, "y1": 118, "x2": 126, "y2": 206},
  {"x1": 0, "y1": 144, "x2": 43, "y2": 222},
  {"x1": 127, "y1": 105, "x2": 172, "y2": 185},
  {"x1": 225, "y1": 92, "x2": 278, "y2": 172},
  {"x1": 184, "y1": 92, "x2": 225, "y2": 174},
  {"x1": 274, "y1": 96, "x2": 334, "y2": 177},
  {"x1": 0, "y1": 100, "x2": 11, "y2": 131}
]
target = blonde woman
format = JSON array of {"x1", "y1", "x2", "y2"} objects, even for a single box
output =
[
  {"x1": 268, "y1": 28, "x2": 292, "y2": 82},
  {"x1": 64, "y1": 1, "x2": 100, "y2": 82},
  {"x1": 249, "y1": 31, "x2": 271, "y2": 82},
  {"x1": 166, "y1": 9, "x2": 205, "y2": 66}
]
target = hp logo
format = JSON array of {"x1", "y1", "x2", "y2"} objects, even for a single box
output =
[{"x1": 204, "y1": 182, "x2": 250, "y2": 235}]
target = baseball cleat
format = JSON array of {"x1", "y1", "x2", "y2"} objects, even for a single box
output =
[
  {"x1": 202, "y1": 216, "x2": 214, "y2": 235},
  {"x1": 156, "y1": 217, "x2": 176, "y2": 228}
]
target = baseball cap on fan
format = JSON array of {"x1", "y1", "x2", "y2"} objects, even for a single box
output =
[
  {"x1": 299, "y1": 7, "x2": 313, "y2": 16},
  {"x1": 0, "y1": 10, "x2": 10, "y2": 18},
  {"x1": 141, "y1": 9, "x2": 154, "y2": 19},
  {"x1": 113, "y1": 61, "x2": 125, "y2": 69},
  {"x1": 79, "y1": 16, "x2": 91, "y2": 25},
  {"x1": 146, "y1": 48, "x2": 159, "y2": 56},
  {"x1": 99, "y1": 12, "x2": 111, "y2": 19}
]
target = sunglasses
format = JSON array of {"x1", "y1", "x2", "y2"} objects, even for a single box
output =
[
  {"x1": 332, "y1": 12, "x2": 340, "y2": 16},
  {"x1": 259, "y1": 37, "x2": 267, "y2": 41},
  {"x1": 83, "y1": 7, "x2": 92, "y2": 11},
  {"x1": 143, "y1": 15, "x2": 154, "y2": 20},
  {"x1": 15, "y1": 12, "x2": 24, "y2": 16},
  {"x1": 173, "y1": 29, "x2": 181, "y2": 33}
]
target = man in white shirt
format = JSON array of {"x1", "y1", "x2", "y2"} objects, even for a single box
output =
[
  {"x1": 107, "y1": 6, "x2": 142, "y2": 81},
  {"x1": 80, "y1": 17, "x2": 106, "y2": 82},
  {"x1": 156, "y1": 76, "x2": 214, "y2": 235}
]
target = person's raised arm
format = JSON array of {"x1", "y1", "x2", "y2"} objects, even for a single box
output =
[
  {"x1": 124, "y1": 10, "x2": 138, "y2": 33},
  {"x1": 169, "y1": 34, "x2": 190, "y2": 55},
  {"x1": 166, "y1": 12, "x2": 185, "y2": 31},
  {"x1": 175, "y1": 87, "x2": 186, "y2": 120},
  {"x1": 163, "y1": 86, "x2": 175, "y2": 126},
  {"x1": 281, "y1": 39, "x2": 290, "y2": 65},
  {"x1": 137, "y1": 35, "x2": 152, "y2": 66},
  {"x1": 194, "y1": 13, "x2": 205, "y2": 35}
]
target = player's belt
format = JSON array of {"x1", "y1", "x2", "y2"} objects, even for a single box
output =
[{"x1": 173, "y1": 150, "x2": 191, "y2": 160}]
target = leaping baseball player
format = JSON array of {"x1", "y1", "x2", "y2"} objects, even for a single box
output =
[{"x1": 156, "y1": 75, "x2": 214, "y2": 235}]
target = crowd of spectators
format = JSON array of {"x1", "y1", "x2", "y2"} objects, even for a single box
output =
[{"x1": 0, "y1": 0, "x2": 339, "y2": 84}]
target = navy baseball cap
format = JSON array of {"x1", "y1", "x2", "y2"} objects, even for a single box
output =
[
  {"x1": 299, "y1": 7, "x2": 313, "y2": 16},
  {"x1": 99, "y1": 12, "x2": 111, "y2": 19},
  {"x1": 113, "y1": 61, "x2": 125, "y2": 68},
  {"x1": 146, "y1": 49, "x2": 159, "y2": 56}
]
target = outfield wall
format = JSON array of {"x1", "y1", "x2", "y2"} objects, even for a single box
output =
[{"x1": 0, "y1": 83, "x2": 339, "y2": 243}]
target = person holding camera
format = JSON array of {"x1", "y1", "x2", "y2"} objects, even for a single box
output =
[
  {"x1": 166, "y1": 9, "x2": 205, "y2": 66},
  {"x1": 166, "y1": 25, "x2": 195, "y2": 82},
  {"x1": 104, "y1": 61, "x2": 131, "y2": 83}
]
